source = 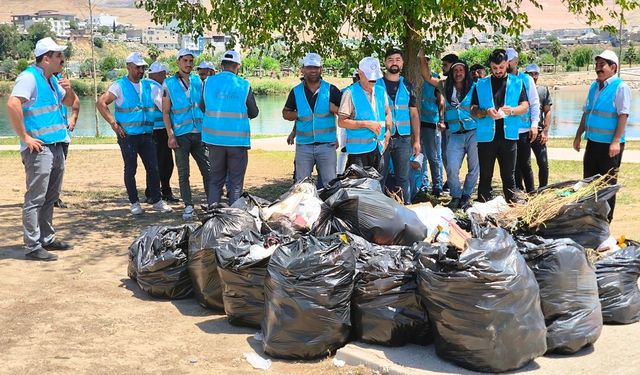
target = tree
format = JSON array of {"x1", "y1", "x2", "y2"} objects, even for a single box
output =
[
  {"x1": 140, "y1": 0, "x2": 639, "y2": 91},
  {"x1": 64, "y1": 42, "x2": 74, "y2": 59},
  {"x1": 99, "y1": 56, "x2": 119, "y2": 74},
  {"x1": 98, "y1": 26, "x2": 110, "y2": 35},
  {"x1": 16, "y1": 59, "x2": 29, "y2": 74},
  {"x1": 550, "y1": 39, "x2": 562, "y2": 72},
  {"x1": 458, "y1": 47, "x2": 493, "y2": 68},
  {"x1": 0, "y1": 59, "x2": 16, "y2": 76},
  {"x1": 624, "y1": 44, "x2": 637, "y2": 67},
  {"x1": 148, "y1": 44, "x2": 161, "y2": 60},
  {"x1": 0, "y1": 24, "x2": 21, "y2": 59},
  {"x1": 16, "y1": 40, "x2": 34, "y2": 59},
  {"x1": 572, "y1": 47, "x2": 593, "y2": 70},
  {"x1": 27, "y1": 22, "x2": 55, "y2": 46},
  {"x1": 69, "y1": 19, "x2": 78, "y2": 30},
  {"x1": 94, "y1": 37, "x2": 104, "y2": 48},
  {"x1": 112, "y1": 20, "x2": 117, "y2": 34}
]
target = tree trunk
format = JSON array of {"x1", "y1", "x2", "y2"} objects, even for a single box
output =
[{"x1": 402, "y1": 25, "x2": 424, "y2": 104}]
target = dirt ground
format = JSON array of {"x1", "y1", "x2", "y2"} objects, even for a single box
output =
[{"x1": 0, "y1": 149, "x2": 636, "y2": 375}]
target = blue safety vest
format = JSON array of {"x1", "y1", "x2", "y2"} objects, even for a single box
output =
[
  {"x1": 114, "y1": 77, "x2": 153, "y2": 135},
  {"x1": 377, "y1": 76, "x2": 411, "y2": 136},
  {"x1": 516, "y1": 72, "x2": 532, "y2": 128},
  {"x1": 142, "y1": 79, "x2": 164, "y2": 130},
  {"x1": 346, "y1": 83, "x2": 386, "y2": 154},
  {"x1": 21, "y1": 66, "x2": 68, "y2": 144},
  {"x1": 202, "y1": 71, "x2": 251, "y2": 147},
  {"x1": 165, "y1": 73, "x2": 203, "y2": 136},
  {"x1": 420, "y1": 72, "x2": 440, "y2": 124},
  {"x1": 584, "y1": 78, "x2": 625, "y2": 144},
  {"x1": 54, "y1": 73, "x2": 72, "y2": 143},
  {"x1": 444, "y1": 83, "x2": 477, "y2": 133},
  {"x1": 475, "y1": 75, "x2": 526, "y2": 142},
  {"x1": 293, "y1": 80, "x2": 336, "y2": 144}
]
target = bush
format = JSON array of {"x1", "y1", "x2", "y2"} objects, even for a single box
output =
[
  {"x1": 248, "y1": 78, "x2": 293, "y2": 95},
  {"x1": 71, "y1": 80, "x2": 91, "y2": 96},
  {"x1": 94, "y1": 37, "x2": 104, "y2": 48},
  {"x1": 0, "y1": 81, "x2": 13, "y2": 95},
  {"x1": 16, "y1": 59, "x2": 29, "y2": 74}
]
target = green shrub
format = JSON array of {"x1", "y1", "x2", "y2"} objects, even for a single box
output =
[{"x1": 248, "y1": 78, "x2": 293, "y2": 95}]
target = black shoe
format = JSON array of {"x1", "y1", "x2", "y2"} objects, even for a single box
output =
[
  {"x1": 431, "y1": 189, "x2": 442, "y2": 198},
  {"x1": 460, "y1": 195, "x2": 471, "y2": 210},
  {"x1": 448, "y1": 197, "x2": 461, "y2": 210},
  {"x1": 143, "y1": 197, "x2": 154, "y2": 204},
  {"x1": 54, "y1": 199, "x2": 67, "y2": 208},
  {"x1": 163, "y1": 195, "x2": 180, "y2": 203},
  {"x1": 25, "y1": 248, "x2": 58, "y2": 261},
  {"x1": 43, "y1": 240, "x2": 73, "y2": 251}
]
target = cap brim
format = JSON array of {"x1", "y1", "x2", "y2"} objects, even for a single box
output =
[
  {"x1": 303, "y1": 64, "x2": 322, "y2": 67},
  {"x1": 130, "y1": 61, "x2": 147, "y2": 66},
  {"x1": 221, "y1": 58, "x2": 240, "y2": 64},
  {"x1": 365, "y1": 69, "x2": 384, "y2": 81}
]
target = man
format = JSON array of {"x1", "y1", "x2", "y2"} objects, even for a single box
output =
[
  {"x1": 506, "y1": 48, "x2": 540, "y2": 194},
  {"x1": 338, "y1": 56, "x2": 392, "y2": 173},
  {"x1": 335, "y1": 70, "x2": 360, "y2": 175},
  {"x1": 376, "y1": 47, "x2": 421, "y2": 204},
  {"x1": 524, "y1": 63, "x2": 552, "y2": 189},
  {"x1": 6, "y1": 37, "x2": 78, "y2": 261},
  {"x1": 573, "y1": 50, "x2": 629, "y2": 222},
  {"x1": 283, "y1": 52, "x2": 342, "y2": 187},
  {"x1": 470, "y1": 49, "x2": 530, "y2": 203},
  {"x1": 163, "y1": 49, "x2": 211, "y2": 220},
  {"x1": 419, "y1": 52, "x2": 457, "y2": 196},
  {"x1": 470, "y1": 64, "x2": 487, "y2": 82},
  {"x1": 202, "y1": 50, "x2": 260, "y2": 205},
  {"x1": 54, "y1": 72, "x2": 80, "y2": 209},
  {"x1": 442, "y1": 61, "x2": 479, "y2": 210},
  {"x1": 97, "y1": 53, "x2": 173, "y2": 215},
  {"x1": 144, "y1": 61, "x2": 179, "y2": 203},
  {"x1": 197, "y1": 61, "x2": 215, "y2": 81}
]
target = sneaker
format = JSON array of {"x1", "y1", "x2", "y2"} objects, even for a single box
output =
[
  {"x1": 448, "y1": 197, "x2": 461, "y2": 210},
  {"x1": 130, "y1": 202, "x2": 144, "y2": 215},
  {"x1": 25, "y1": 248, "x2": 58, "y2": 261},
  {"x1": 460, "y1": 195, "x2": 472, "y2": 210},
  {"x1": 152, "y1": 200, "x2": 173, "y2": 213},
  {"x1": 182, "y1": 205, "x2": 194, "y2": 220},
  {"x1": 43, "y1": 240, "x2": 73, "y2": 251}
]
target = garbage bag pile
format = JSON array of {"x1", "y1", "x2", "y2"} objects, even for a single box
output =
[
  {"x1": 516, "y1": 236, "x2": 602, "y2": 353},
  {"x1": 262, "y1": 234, "x2": 355, "y2": 359},
  {"x1": 261, "y1": 180, "x2": 323, "y2": 234},
  {"x1": 318, "y1": 164, "x2": 382, "y2": 200},
  {"x1": 595, "y1": 244, "x2": 640, "y2": 324}
]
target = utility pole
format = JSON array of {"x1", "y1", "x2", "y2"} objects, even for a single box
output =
[
  {"x1": 89, "y1": 0, "x2": 100, "y2": 136},
  {"x1": 618, "y1": 8, "x2": 624, "y2": 77}
]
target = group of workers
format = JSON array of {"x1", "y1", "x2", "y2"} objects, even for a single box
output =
[{"x1": 7, "y1": 36, "x2": 629, "y2": 261}]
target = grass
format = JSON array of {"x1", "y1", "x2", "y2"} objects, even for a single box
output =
[
  {"x1": 549, "y1": 137, "x2": 640, "y2": 150},
  {"x1": 0, "y1": 133, "x2": 285, "y2": 145}
]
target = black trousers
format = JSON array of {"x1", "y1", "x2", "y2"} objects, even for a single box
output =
[
  {"x1": 346, "y1": 149, "x2": 384, "y2": 176},
  {"x1": 514, "y1": 132, "x2": 535, "y2": 193},
  {"x1": 530, "y1": 134, "x2": 549, "y2": 189},
  {"x1": 145, "y1": 128, "x2": 175, "y2": 198},
  {"x1": 584, "y1": 140, "x2": 625, "y2": 222},
  {"x1": 477, "y1": 138, "x2": 518, "y2": 203}
]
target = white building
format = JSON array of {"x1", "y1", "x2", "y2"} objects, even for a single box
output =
[
  {"x1": 12, "y1": 10, "x2": 75, "y2": 38},
  {"x1": 90, "y1": 14, "x2": 118, "y2": 28},
  {"x1": 142, "y1": 27, "x2": 180, "y2": 50}
]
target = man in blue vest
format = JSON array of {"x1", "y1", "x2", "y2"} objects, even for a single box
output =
[
  {"x1": 197, "y1": 61, "x2": 215, "y2": 82},
  {"x1": 506, "y1": 48, "x2": 540, "y2": 194},
  {"x1": 338, "y1": 57, "x2": 392, "y2": 174},
  {"x1": 163, "y1": 49, "x2": 210, "y2": 220},
  {"x1": 525, "y1": 64, "x2": 552, "y2": 189},
  {"x1": 283, "y1": 53, "x2": 342, "y2": 187},
  {"x1": 377, "y1": 47, "x2": 421, "y2": 204},
  {"x1": 7, "y1": 37, "x2": 78, "y2": 260},
  {"x1": 145, "y1": 61, "x2": 179, "y2": 203},
  {"x1": 470, "y1": 64, "x2": 487, "y2": 82},
  {"x1": 54, "y1": 72, "x2": 80, "y2": 209},
  {"x1": 203, "y1": 50, "x2": 260, "y2": 206},
  {"x1": 97, "y1": 52, "x2": 173, "y2": 216},
  {"x1": 470, "y1": 49, "x2": 530, "y2": 203},
  {"x1": 573, "y1": 50, "x2": 629, "y2": 222}
]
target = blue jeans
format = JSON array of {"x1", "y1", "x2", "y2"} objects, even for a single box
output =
[
  {"x1": 117, "y1": 133, "x2": 161, "y2": 204},
  {"x1": 420, "y1": 126, "x2": 443, "y2": 192},
  {"x1": 207, "y1": 145, "x2": 248, "y2": 205},
  {"x1": 295, "y1": 142, "x2": 337, "y2": 188},
  {"x1": 445, "y1": 130, "x2": 479, "y2": 199},
  {"x1": 382, "y1": 136, "x2": 412, "y2": 204}
]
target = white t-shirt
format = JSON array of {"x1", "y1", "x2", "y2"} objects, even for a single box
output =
[
  {"x1": 108, "y1": 78, "x2": 163, "y2": 110},
  {"x1": 11, "y1": 66, "x2": 66, "y2": 107}
]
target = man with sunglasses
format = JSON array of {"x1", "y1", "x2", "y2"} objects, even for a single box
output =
[{"x1": 471, "y1": 49, "x2": 529, "y2": 203}]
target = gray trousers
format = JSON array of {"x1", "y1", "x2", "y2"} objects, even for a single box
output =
[
  {"x1": 174, "y1": 132, "x2": 210, "y2": 207},
  {"x1": 21, "y1": 144, "x2": 65, "y2": 253},
  {"x1": 207, "y1": 145, "x2": 248, "y2": 206}
]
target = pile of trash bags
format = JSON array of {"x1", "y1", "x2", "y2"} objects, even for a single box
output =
[{"x1": 595, "y1": 244, "x2": 640, "y2": 324}]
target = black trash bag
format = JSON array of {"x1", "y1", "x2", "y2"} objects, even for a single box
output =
[
  {"x1": 351, "y1": 240, "x2": 431, "y2": 346},
  {"x1": 262, "y1": 234, "x2": 356, "y2": 359},
  {"x1": 319, "y1": 164, "x2": 383, "y2": 201},
  {"x1": 188, "y1": 208, "x2": 258, "y2": 311},
  {"x1": 595, "y1": 245, "x2": 640, "y2": 324},
  {"x1": 129, "y1": 225, "x2": 195, "y2": 299},
  {"x1": 516, "y1": 235, "x2": 602, "y2": 354},
  {"x1": 216, "y1": 230, "x2": 282, "y2": 328},
  {"x1": 231, "y1": 193, "x2": 272, "y2": 233},
  {"x1": 415, "y1": 228, "x2": 547, "y2": 372},
  {"x1": 312, "y1": 188, "x2": 428, "y2": 246}
]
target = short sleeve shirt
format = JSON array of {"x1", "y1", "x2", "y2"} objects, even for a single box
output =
[
  {"x1": 283, "y1": 81, "x2": 342, "y2": 111},
  {"x1": 381, "y1": 77, "x2": 417, "y2": 107},
  {"x1": 11, "y1": 66, "x2": 67, "y2": 107},
  {"x1": 108, "y1": 79, "x2": 142, "y2": 107},
  {"x1": 338, "y1": 85, "x2": 390, "y2": 120}
]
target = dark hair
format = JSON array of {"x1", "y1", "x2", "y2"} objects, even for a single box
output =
[
  {"x1": 470, "y1": 64, "x2": 486, "y2": 71},
  {"x1": 384, "y1": 47, "x2": 403, "y2": 59},
  {"x1": 221, "y1": 60, "x2": 239, "y2": 70},
  {"x1": 441, "y1": 53, "x2": 459, "y2": 63},
  {"x1": 445, "y1": 61, "x2": 473, "y2": 103},
  {"x1": 488, "y1": 49, "x2": 507, "y2": 65},
  {"x1": 35, "y1": 51, "x2": 55, "y2": 64}
]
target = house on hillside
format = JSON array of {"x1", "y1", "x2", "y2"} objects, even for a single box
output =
[
  {"x1": 181, "y1": 34, "x2": 230, "y2": 55},
  {"x1": 141, "y1": 27, "x2": 180, "y2": 50},
  {"x1": 11, "y1": 10, "x2": 75, "y2": 39}
]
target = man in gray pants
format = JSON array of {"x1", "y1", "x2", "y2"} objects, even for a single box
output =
[{"x1": 6, "y1": 37, "x2": 78, "y2": 261}]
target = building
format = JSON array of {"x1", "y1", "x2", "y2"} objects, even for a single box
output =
[
  {"x1": 181, "y1": 34, "x2": 230, "y2": 55},
  {"x1": 141, "y1": 27, "x2": 180, "y2": 50},
  {"x1": 90, "y1": 14, "x2": 118, "y2": 28},
  {"x1": 11, "y1": 10, "x2": 75, "y2": 38},
  {"x1": 125, "y1": 29, "x2": 143, "y2": 43}
]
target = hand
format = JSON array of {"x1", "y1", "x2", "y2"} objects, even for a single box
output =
[
  {"x1": 111, "y1": 122, "x2": 126, "y2": 138},
  {"x1": 286, "y1": 131, "x2": 295, "y2": 145},
  {"x1": 573, "y1": 136, "x2": 581, "y2": 152},
  {"x1": 540, "y1": 131, "x2": 549, "y2": 145},
  {"x1": 609, "y1": 141, "x2": 621, "y2": 158},
  {"x1": 437, "y1": 121, "x2": 446, "y2": 130},
  {"x1": 412, "y1": 141, "x2": 421, "y2": 156},
  {"x1": 500, "y1": 106, "x2": 513, "y2": 115},
  {"x1": 67, "y1": 117, "x2": 76, "y2": 132},
  {"x1": 487, "y1": 108, "x2": 501, "y2": 120},
  {"x1": 58, "y1": 76, "x2": 71, "y2": 92},
  {"x1": 363, "y1": 121, "x2": 381, "y2": 136},
  {"x1": 168, "y1": 134, "x2": 178, "y2": 149},
  {"x1": 529, "y1": 127, "x2": 538, "y2": 143},
  {"x1": 24, "y1": 135, "x2": 44, "y2": 153}
]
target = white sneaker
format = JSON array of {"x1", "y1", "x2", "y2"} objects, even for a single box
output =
[
  {"x1": 130, "y1": 202, "x2": 144, "y2": 215},
  {"x1": 182, "y1": 205, "x2": 194, "y2": 220},
  {"x1": 152, "y1": 200, "x2": 173, "y2": 213}
]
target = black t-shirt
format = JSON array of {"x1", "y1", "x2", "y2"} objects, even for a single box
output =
[
  {"x1": 381, "y1": 77, "x2": 417, "y2": 107},
  {"x1": 471, "y1": 75, "x2": 528, "y2": 134},
  {"x1": 284, "y1": 81, "x2": 342, "y2": 111}
]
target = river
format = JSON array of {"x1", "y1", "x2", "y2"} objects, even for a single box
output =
[{"x1": 1, "y1": 89, "x2": 639, "y2": 138}]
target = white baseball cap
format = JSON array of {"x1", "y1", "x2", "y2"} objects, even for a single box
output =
[
  {"x1": 595, "y1": 50, "x2": 619, "y2": 66},
  {"x1": 221, "y1": 50, "x2": 242, "y2": 64},
  {"x1": 126, "y1": 52, "x2": 147, "y2": 66},
  {"x1": 197, "y1": 61, "x2": 215, "y2": 70},
  {"x1": 177, "y1": 48, "x2": 194, "y2": 59},
  {"x1": 302, "y1": 52, "x2": 322, "y2": 67},
  {"x1": 525, "y1": 63, "x2": 540, "y2": 73},
  {"x1": 149, "y1": 61, "x2": 169, "y2": 74},
  {"x1": 358, "y1": 56, "x2": 383, "y2": 81},
  {"x1": 506, "y1": 48, "x2": 518, "y2": 61},
  {"x1": 34, "y1": 37, "x2": 67, "y2": 58}
]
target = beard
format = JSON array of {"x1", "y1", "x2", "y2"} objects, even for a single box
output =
[{"x1": 387, "y1": 65, "x2": 401, "y2": 74}]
